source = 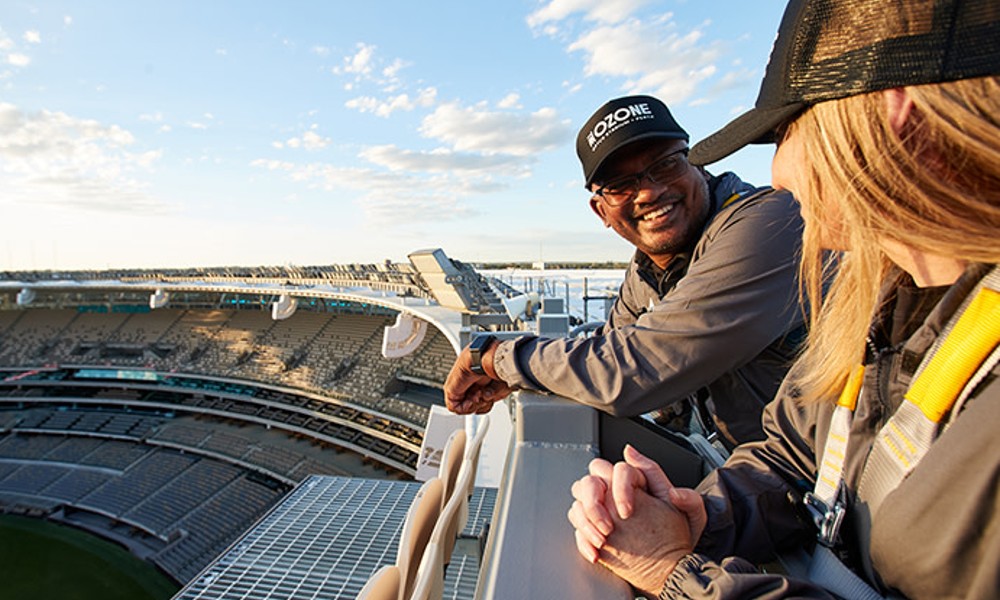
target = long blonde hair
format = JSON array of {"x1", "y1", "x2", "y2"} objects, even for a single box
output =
[{"x1": 790, "y1": 75, "x2": 1000, "y2": 403}]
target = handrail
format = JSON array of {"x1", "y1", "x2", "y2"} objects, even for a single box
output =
[{"x1": 475, "y1": 391, "x2": 632, "y2": 600}]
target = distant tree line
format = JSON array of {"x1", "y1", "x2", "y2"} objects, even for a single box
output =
[{"x1": 475, "y1": 261, "x2": 628, "y2": 270}]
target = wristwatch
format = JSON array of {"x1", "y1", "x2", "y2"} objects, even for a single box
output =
[{"x1": 468, "y1": 334, "x2": 497, "y2": 376}]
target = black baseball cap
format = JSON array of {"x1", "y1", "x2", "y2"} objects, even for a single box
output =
[
  {"x1": 690, "y1": 0, "x2": 1000, "y2": 166},
  {"x1": 576, "y1": 95, "x2": 689, "y2": 187}
]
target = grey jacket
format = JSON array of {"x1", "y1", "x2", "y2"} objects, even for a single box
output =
[
  {"x1": 492, "y1": 172, "x2": 805, "y2": 448},
  {"x1": 669, "y1": 264, "x2": 1000, "y2": 599}
]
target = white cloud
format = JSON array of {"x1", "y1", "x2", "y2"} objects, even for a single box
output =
[
  {"x1": 360, "y1": 145, "x2": 529, "y2": 176},
  {"x1": 419, "y1": 102, "x2": 572, "y2": 156},
  {"x1": 705, "y1": 67, "x2": 757, "y2": 97},
  {"x1": 527, "y1": 0, "x2": 650, "y2": 28},
  {"x1": 332, "y1": 42, "x2": 376, "y2": 77},
  {"x1": 7, "y1": 53, "x2": 30, "y2": 67},
  {"x1": 497, "y1": 93, "x2": 522, "y2": 109},
  {"x1": 250, "y1": 157, "x2": 485, "y2": 225},
  {"x1": 331, "y1": 42, "x2": 414, "y2": 98},
  {"x1": 23, "y1": 30, "x2": 41, "y2": 44},
  {"x1": 282, "y1": 128, "x2": 331, "y2": 151},
  {"x1": 382, "y1": 58, "x2": 408, "y2": 79},
  {"x1": 0, "y1": 103, "x2": 168, "y2": 214},
  {"x1": 252, "y1": 101, "x2": 572, "y2": 225},
  {"x1": 64, "y1": 15, "x2": 72, "y2": 27},
  {"x1": 185, "y1": 113, "x2": 215, "y2": 130},
  {"x1": 345, "y1": 87, "x2": 437, "y2": 117},
  {"x1": 531, "y1": 3, "x2": 750, "y2": 107},
  {"x1": 567, "y1": 16, "x2": 720, "y2": 104},
  {"x1": 311, "y1": 45, "x2": 331, "y2": 57}
]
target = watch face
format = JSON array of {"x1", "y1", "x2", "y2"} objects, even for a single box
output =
[
  {"x1": 469, "y1": 334, "x2": 494, "y2": 351},
  {"x1": 469, "y1": 334, "x2": 495, "y2": 375}
]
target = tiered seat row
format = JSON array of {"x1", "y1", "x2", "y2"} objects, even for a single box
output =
[
  {"x1": 0, "y1": 427, "x2": 288, "y2": 585},
  {"x1": 2, "y1": 376, "x2": 423, "y2": 474},
  {"x1": 0, "y1": 309, "x2": 76, "y2": 365},
  {"x1": 125, "y1": 459, "x2": 242, "y2": 532},
  {"x1": 14, "y1": 409, "x2": 163, "y2": 440},
  {"x1": 152, "y1": 474, "x2": 285, "y2": 583},
  {"x1": 79, "y1": 450, "x2": 198, "y2": 516},
  {"x1": 0, "y1": 305, "x2": 453, "y2": 428}
]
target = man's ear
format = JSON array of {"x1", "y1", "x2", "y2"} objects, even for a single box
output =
[
  {"x1": 589, "y1": 196, "x2": 611, "y2": 227},
  {"x1": 884, "y1": 88, "x2": 914, "y2": 136}
]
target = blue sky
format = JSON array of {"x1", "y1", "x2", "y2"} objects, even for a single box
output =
[{"x1": 0, "y1": 1, "x2": 788, "y2": 270}]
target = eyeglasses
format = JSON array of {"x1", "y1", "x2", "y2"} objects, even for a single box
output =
[{"x1": 592, "y1": 149, "x2": 691, "y2": 207}]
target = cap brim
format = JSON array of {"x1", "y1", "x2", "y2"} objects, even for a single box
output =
[
  {"x1": 584, "y1": 131, "x2": 688, "y2": 187},
  {"x1": 689, "y1": 102, "x2": 805, "y2": 166}
]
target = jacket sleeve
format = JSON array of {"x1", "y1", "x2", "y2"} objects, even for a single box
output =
[
  {"x1": 599, "y1": 262, "x2": 644, "y2": 333},
  {"x1": 659, "y1": 554, "x2": 837, "y2": 600},
  {"x1": 695, "y1": 378, "x2": 823, "y2": 561},
  {"x1": 653, "y1": 385, "x2": 837, "y2": 600},
  {"x1": 491, "y1": 190, "x2": 804, "y2": 416}
]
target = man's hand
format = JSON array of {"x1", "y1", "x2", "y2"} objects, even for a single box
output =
[{"x1": 444, "y1": 344, "x2": 512, "y2": 415}]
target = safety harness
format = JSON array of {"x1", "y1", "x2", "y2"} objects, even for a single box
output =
[{"x1": 803, "y1": 267, "x2": 1000, "y2": 599}]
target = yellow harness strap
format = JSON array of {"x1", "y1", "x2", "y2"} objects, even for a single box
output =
[{"x1": 906, "y1": 287, "x2": 1000, "y2": 422}]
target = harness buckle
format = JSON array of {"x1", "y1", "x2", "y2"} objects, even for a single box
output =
[{"x1": 803, "y1": 491, "x2": 846, "y2": 547}]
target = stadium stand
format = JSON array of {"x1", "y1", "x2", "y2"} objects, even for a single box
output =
[
  {"x1": 0, "y1": 253, "x2": 516, "y2": 597},
  {"x1": 0, "y1": 304, "x2": 448, "y2": 427},
  {"x1": 0, "y1": 405, "x2": 384, "y2": 584}
]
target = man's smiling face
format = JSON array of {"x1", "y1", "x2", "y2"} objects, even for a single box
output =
[{"x1": 589, "y1": 138, "x2": 711, "y2": 268}]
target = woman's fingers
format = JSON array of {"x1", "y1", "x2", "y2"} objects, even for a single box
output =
[
  {"x1": 571, "y1": 474, "x2": 613, "y2": 536},
  {"x1": 623, "y1": 444, "x2": 676, "y2": 502}
]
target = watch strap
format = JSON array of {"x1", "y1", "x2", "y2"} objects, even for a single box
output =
[{"x1": 468, "y1": 334, "x2": 496, "y2": 376}]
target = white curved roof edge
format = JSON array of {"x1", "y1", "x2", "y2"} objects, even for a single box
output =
[{"x1": 0, "y1": 279, "x2": 464, "y2": 355}]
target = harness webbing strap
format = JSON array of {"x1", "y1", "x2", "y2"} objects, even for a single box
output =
[
  {"x1": 814, "y1": 365, "x2": 864, "y2": 509},
  {"x1": 907, "y1": 287, "x2": 1000, "y2": 420},
  {"x1": 858, "y1": 274, "x2": 1000, "y2": 512},
  {"x1": 802, "y1": 266, "x2": 1000, "y2": 599},
  {"x1": 721, "y1": 192, "x2": 743, "y2": 209},
  {"x1": 807, "y1": 546, "x2": 885, "y2": 600}
]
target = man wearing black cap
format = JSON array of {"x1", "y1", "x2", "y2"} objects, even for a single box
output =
[
  {"x1": 445, "y1": 94, "x2": 805, "y2": 450},
  {"x1": 567, "y1": 1, "x2": 1000, "y2": 598}
]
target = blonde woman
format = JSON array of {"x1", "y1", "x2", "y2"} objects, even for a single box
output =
[{"x1": 567, "y1": 1, "x2": 1000, "y2": 599}]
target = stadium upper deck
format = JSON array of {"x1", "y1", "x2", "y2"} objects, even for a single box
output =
[{"x1": 0, "y1": 248, "x2": 506, "y2": 351}]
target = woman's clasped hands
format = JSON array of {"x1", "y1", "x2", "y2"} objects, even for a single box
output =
[{"x1": 566, "y1": 444, "x2": 708, "y2": 598}]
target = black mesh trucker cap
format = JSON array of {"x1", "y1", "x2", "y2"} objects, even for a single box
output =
[
  {"x1": 690, "y1": 0, "x2": 1000, "y2": 166},
  {"x1": 577, "y1": 95, "x2": 689, "y2": 187}
]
